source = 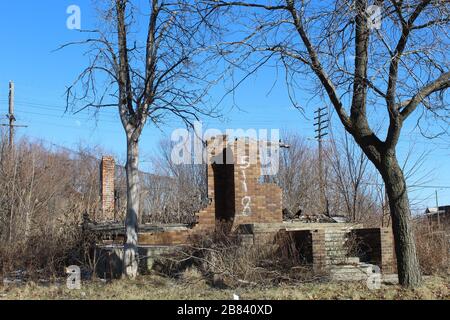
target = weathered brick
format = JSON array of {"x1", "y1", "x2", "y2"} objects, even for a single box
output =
[{"x1": 100, "y1": 156, "x2": 115, "y2": 221}]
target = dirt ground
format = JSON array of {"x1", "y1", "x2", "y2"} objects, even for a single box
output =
[{"x1": 0, "y1": 274, "x2": 448, "y2": 300}]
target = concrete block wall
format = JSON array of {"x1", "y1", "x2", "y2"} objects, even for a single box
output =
[
  {"x1": 313, "y1": 227, "x2": 395, "y2": 272},
  {"x1": 324, "y1": 229, "x2": 348, "y2": 265},
  {"x1": 310, "y1": 228, "x2": 356, "y2": 271}
]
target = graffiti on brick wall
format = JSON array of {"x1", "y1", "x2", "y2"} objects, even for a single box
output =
[{"x1": 240, "y1": 155, "x2": 252, "y2": 216}]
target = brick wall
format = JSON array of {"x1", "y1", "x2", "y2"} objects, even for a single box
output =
[
  {"x1": 98, "y1": 146, "x2": 396, "y2": 276},
  {"x1": 138, "y1": 136, "x2": 284, "y2": 246},
  {"x1": 380, "y1": 228, "x2": 396, "y2": 273},
  {"x1": 311, "y1": 229, "x2": 326, "y2": 272},
  {"x1": 351, "y1": 227, "x2": 396, "y2": 273},
  {"x1": 138, "y1": 230, "x2": 190, "y2": 246},
  {"x1": 258, "y1": 227, "x2": 395, "y2": 273},
  {"x1": 100, "y1": 156, "x2": 115, "y2": 221},
  {"x1": 195, "y1": 136, "x2": 283, "y2": 233}
]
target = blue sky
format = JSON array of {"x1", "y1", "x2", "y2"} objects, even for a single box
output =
[{"x1": 0, "y1": 1, "x2": 448, "y2": 211}]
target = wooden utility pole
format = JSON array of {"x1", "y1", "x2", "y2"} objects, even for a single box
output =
[
  {"x1": 314, "y1": 106, "x2": 329, "y2": 215},
  {"x1": 1, "y1": 81, "x2": 27, "y2": 149},
  {"x1": 8, "y1": 81, "x2": 15, "y2": 148},
  {"x1": 435, "y1": 190, "x2": 440, "y2": 229}
]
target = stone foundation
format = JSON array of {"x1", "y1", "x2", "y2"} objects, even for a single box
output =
[{"x1": 95, "y1": 245, "x2": 183, "y2": 278}]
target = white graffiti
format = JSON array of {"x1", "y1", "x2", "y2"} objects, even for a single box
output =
[{"x1": 240, "y1": 156, "x2": 252, "y2": 216}]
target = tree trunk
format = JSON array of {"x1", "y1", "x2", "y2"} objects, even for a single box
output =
[
  {"x1": 123, "y1": 135, "x2": 140, "y2": 278},
  {"x1": 381, "y1": 153, "x2": 421, "y2": 288}
]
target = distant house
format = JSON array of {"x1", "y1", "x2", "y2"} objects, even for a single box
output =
[{"x1": 425, "y1": 205, "x2": 450, "y2": 229}]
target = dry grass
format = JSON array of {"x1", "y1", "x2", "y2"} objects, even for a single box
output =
[
  {"x1": 414, "y1": 224, "x2": 449, "y2": 276},
  {"x1": 154, "y1": 229, "x2": 320, "y2": 288},
  {"x1": 0, "y1": 135, "x2": 104, "y2": 278},
  {"x1": 0, "y1": 274, "x2": 448, "y2": 300}
]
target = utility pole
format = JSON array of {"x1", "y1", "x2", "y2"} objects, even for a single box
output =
[
  {"x1": 8, "y1": 81, "x2": 15, "y2": 148},
  {"x1": 435, "y1": 190, "x2": 440, "y2": 229},
  {"x1": 314, "y1": 106, "x2": 329, "y2": 215},
  {"x1": 1, "y1": 81, "x2": 27, "y2": 149}
]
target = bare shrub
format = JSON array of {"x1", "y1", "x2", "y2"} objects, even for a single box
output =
[
  {"x1": 343, "y1": 232, "x2": 368, "y2": 263},
  {"x1": 0, "y1": 224, "x2": 81, "y2": 278},
  {"x1": 414, "y1": 222, "x2": 449, "y2": 276},
  {"x1": 141, "y1": 139, "x2": 207, "y2": 225},
  {"x1": 154, "y1": 228, "x2": 319, "y2": 288},
  {"x1": 0, "y1": 132, "x2": 103, "y2": 279}
]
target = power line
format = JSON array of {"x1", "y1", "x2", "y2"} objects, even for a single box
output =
[
  {"x1": 0, "y1": 98, "x2": 119, "y2": 119},
  {"x1": 22, "y1": 110, "x2": 119, "y2": 124},
  {"x1": 29, "y1": 137, "x2": 152, "y2": 169},
  {"x1": 0, "y1": 98, "x2": 448, "y2": 146},
  {"x1": 359, "y1": 181, "x2": 450, "y2": 189},
  {"x1": 16, "y1": 103, "x2": 118, "y2": 119},
  {"x1": 16, "y1": 119, "x2": 124, "y2": 134}
]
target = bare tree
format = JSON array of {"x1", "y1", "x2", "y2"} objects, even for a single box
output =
[
  {"x1": 141, "y1": 138, "x2": 207, "y2": 224},
  {"x1": 327, "y1": 131, "x2": 377, "y2": 223},
  {"x1": 274, "y1": 132, "x2": 380, "y2": 223},
  {"x1": 207, "y1": 0, "x2": 449, "y2": 287},
  {"x1": 63, "y1": 0, "x2": 218, "y2": 278},
  {"x1": 273, "y1": 133, "x2": 321, "y2": 216}
]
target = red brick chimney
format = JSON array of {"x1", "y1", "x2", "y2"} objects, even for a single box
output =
[{"x1": 100, "y1": 156, "x2": 115, "y2": 221}]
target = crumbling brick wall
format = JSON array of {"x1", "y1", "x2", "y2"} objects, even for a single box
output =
[
  {"x1": 243, "y1": 225, "x2": 396, "y2": 273},
  {"x1": 195, "y1": 135, "x2": 283, "y2": 232},
  {"x1": 100, "y1": 156, "x2": 116, "y2": 221},
  {"x1": 98, "y1": 141, "x2": 396, "y2": 277},
  {"x1": 96, "y1": 143, "x2": 396, "y2": 275},
  {"x1": 350, "y1": 227, "x2": 396, "y2": 273},
  {"x1": 135, "y1": 135, "x2": 283, "y2": 245}
]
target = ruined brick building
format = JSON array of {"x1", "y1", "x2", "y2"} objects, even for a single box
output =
[{"x1": 88, "y1": 135, "x2": 396, "y2": 278}]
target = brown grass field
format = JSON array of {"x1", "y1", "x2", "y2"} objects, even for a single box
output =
[{"x1": 0, "y1": 274, "x2": 448, "y2": 300}]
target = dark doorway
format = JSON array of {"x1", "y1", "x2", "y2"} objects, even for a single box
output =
[{"x1": 212, "y1": 147, "x2": 235, "y2": 233}]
